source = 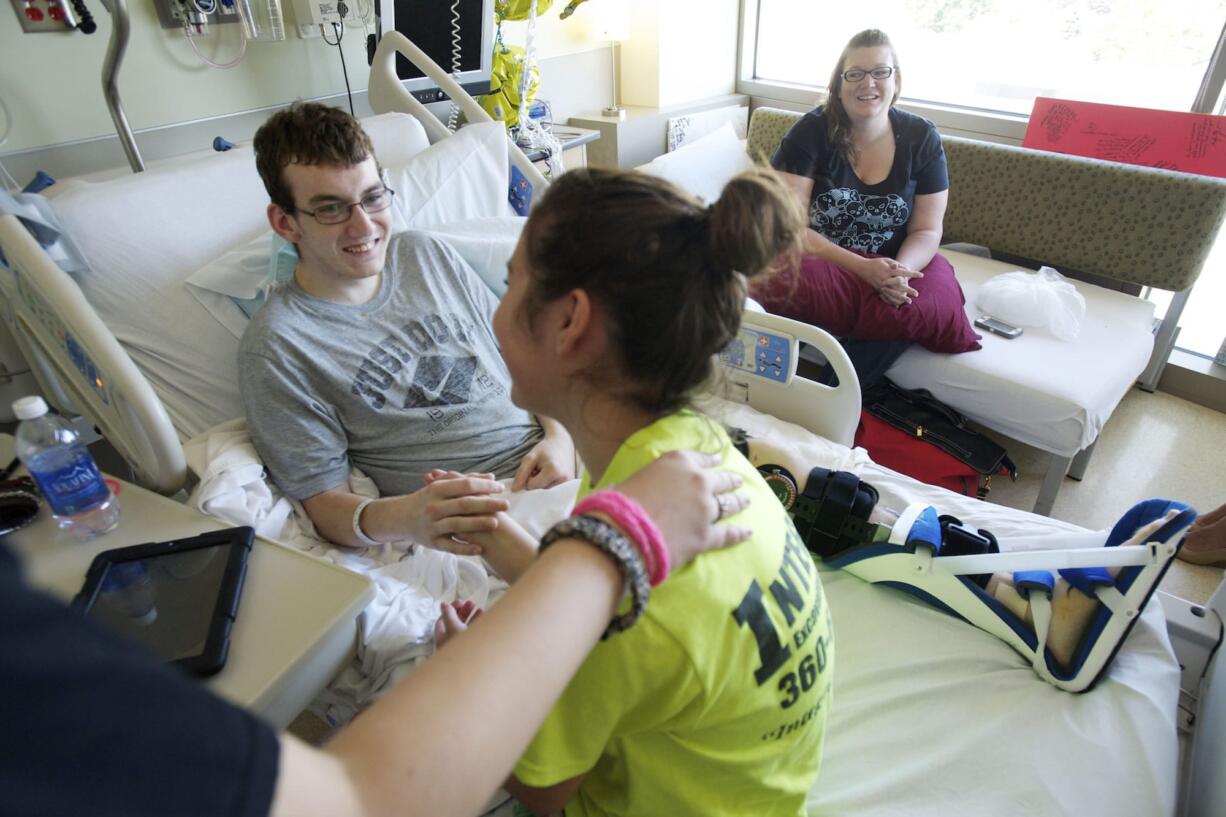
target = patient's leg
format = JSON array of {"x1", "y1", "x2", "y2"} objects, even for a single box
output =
[
  {"x1": 741, "y1": 430, "x2": 898, "y2": 527},
  {"x1": 744, "y1": 429, "x2": 1182, "y2": 672},
  {"x1": 986, "y1": 511, "x2": 1178, "y2": 670}
]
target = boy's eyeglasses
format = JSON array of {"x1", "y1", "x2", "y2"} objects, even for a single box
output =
[{"x1": 295, "y1": 187, "x2": 396, "y2": 225}]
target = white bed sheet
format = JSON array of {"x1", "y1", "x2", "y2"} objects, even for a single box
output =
[
  {"x1": 707, "y1": 400, "x2": 1178, "y2": 817},
  {"x1": 178, "y1": 392, "x2": 1178, "y2": 815},
  {"x1": 44, "y1": 114, "x2": 432, "y2": 440},
  {"x1": 887, "y1": 249, "x2": 1156, "y2": 457}
]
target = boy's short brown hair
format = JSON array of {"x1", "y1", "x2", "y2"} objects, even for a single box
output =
[{"x1": 254, "y1": 102, "x2": 378, "y2": 212}]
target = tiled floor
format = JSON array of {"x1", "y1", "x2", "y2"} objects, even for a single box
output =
[{"x1": 983, "y1": 387, "x2": 1226, "y2": 604}]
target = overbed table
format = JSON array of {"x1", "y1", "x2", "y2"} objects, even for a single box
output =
[{"x1": 0, "y1": 433, "x2": 373, "y2": 727}]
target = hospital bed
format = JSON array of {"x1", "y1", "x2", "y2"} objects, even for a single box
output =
[{"x1": 0, "y1": 36, "x2": 1221, "y2": 817}]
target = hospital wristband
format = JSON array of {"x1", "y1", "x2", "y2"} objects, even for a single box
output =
[
  {"x1": 572, "y1": 491, "x2": 670, "y2": 586},
  {"x1": 540, "y1": 514, "x2": 650, "y2": 638},
  {"x1": 352, "y1": 498, "x2": 380, "y2": 546}
]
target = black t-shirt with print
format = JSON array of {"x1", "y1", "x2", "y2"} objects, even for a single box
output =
[
  {"x1": 771, "y1": 106, "x2": 949, "y2": 259},
  {"x1": 0, "y1": 542, "x2": 280, "y2": 817}
]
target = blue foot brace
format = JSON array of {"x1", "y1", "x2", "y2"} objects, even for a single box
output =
[{"x1": 783, "y1": 467, "x2": 1196, "y2": 693}]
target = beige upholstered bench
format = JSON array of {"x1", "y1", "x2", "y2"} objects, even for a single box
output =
[{"x1": 747, "y1": 106, "x2": 1226, "y2": 516}]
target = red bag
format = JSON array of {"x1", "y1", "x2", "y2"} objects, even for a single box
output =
[{"x1": 855, "y1": 411, "x2": 989, "y2": 497}]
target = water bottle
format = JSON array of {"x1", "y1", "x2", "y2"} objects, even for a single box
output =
[{"x1": 13, "y1": 396, "x2": 120, "y2": 540}]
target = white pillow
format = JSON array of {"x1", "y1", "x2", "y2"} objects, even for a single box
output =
[
  {"x1": 427, "y1": 216, "x2": 525, "y2": 298},
  {"x1": 185, "y1": 122, "x2": 515, "y2": 336},
  {"x1": 639, "y1": 122, "x2": 754, "y2": 204},
  {"x1": 387, "y1": 121, "x2": 512, "y2": 228},
  {"x1": 184, "y1": 232, "x2": 299, "y2": 337}
]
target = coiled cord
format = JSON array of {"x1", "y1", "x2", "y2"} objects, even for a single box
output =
[{"x1": 445, "y1": 0, "x2": 463, "y2": 132}]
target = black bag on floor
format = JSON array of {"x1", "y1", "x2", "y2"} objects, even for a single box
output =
[{"x1": 859, "y1": 378, "x2": 1018, "y2": 498}]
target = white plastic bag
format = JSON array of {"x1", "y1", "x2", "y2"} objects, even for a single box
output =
[{"x1": 976, "y1": 266, "x2": 1086, "y2": 341}]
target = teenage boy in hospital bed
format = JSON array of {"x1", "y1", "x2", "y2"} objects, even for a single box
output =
[{"x1": 239, "y1": 103, "x2": 573, "y2": 552}]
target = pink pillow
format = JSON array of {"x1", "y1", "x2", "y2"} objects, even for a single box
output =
[{"x1": 751, "y1": 252, "x2": 982, "y2": 353}]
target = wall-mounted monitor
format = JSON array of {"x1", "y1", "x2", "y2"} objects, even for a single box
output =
[{"x1": 372, "y1": 0, "x2": 495, "y2": 104}]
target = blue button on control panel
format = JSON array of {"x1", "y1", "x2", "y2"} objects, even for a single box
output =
[{"x1": 720, "y1": 327, "x2": 791, "y2": 384}]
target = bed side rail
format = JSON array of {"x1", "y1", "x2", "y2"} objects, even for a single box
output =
[
  {"x1": 715, "y1": 310, "x2": 860, "y2": 448},
  {"x1": 368, "y1": 31, "x2": 549, "y2": 207},
  {"x1": 0, "y1": 215, "x2": 185, "y2": 494}
]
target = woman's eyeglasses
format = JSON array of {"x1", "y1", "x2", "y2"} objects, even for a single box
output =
[
  {"x1": 295, "y1": 187, "x2": 396, "y2": 225},
  {"x1": 840, "y1": 66, "x2": 895, "y2": 83}
]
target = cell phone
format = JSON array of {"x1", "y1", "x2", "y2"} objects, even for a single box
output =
[{"x1": 974, "y1": 315, "x2": 1023, "y2": 339}]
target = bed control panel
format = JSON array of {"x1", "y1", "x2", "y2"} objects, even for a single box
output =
[{"x1": 720, "y1": 326, "x2": 792, "y2": 385}]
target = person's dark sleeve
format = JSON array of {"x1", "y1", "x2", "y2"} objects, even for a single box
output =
[
  {"x1": 0, "y1": 547, "x2": 280, "y2": 817},
  {"x1": 913, "y1": 118, "x2": 949, "y2": 195},
  {"x1": 770, "y1": 112, "x2": 826, "y2": 178}
]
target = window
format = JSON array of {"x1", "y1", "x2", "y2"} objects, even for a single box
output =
[
  {"x1": 742, "y1": 0, "x2": 1226, "y2": 363},
  {"x1": 750, "y1": 0, "x2": 1226, "y2": 119}
]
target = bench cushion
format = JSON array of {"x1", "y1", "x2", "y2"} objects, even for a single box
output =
[{"x1": 886, "y1": 249, "x2": 1154, "y2": 457}]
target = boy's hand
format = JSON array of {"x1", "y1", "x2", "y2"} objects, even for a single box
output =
[
  {"x1": 395, "y1": 472, "x2": 508, "y2": 555},
  {"x1": 513, "y1": 434, "x2": 576, "y2": 491},
  {"x1": 434, "y1": 599, "x2": 483, "y2": 649}
]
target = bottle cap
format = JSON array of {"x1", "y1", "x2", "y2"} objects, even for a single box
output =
[{"x1": 12, "y1": 395, "x2": 49, "y2": 421}]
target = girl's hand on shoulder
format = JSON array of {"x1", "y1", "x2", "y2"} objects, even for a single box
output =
[{"x1": 615, "y1": 450, "x2": 752, "y2": 570}]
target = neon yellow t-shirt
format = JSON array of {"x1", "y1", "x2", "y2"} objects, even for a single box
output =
[{"x1": 514, "y1": 411, "x2": 833, "y2": 817}]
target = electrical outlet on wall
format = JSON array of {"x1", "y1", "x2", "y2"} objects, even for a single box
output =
[{"x1": 291, "y1": 0, "x2": 343, "y2": 38}]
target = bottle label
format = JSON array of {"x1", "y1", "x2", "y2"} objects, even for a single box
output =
[{"x1": 28, "y1": 447, "x2": 110, "y2": 516}]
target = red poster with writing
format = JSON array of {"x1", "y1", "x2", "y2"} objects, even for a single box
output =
[{"x1": 1023, "y1": 97, "x2": 1226, "y2": 178}]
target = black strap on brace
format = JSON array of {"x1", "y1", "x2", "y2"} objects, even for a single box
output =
[
  {"x1": 791, "y1": 467, "x2": 880, "y2": 560},
  {"x1": 937, "y1": 514, "x2": 1000, "y2": 588},
  {"x1": 728, "y1": 427, "x2": 880, "y2": 559}
]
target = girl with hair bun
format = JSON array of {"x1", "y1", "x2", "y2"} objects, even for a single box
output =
[{"x1": 449, "y1": 166, "x2": 834, "y2": 816}]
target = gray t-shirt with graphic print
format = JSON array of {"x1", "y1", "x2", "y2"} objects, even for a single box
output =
[{"x1": 238, "y1": 231, "x2": 541, "y2": 501}]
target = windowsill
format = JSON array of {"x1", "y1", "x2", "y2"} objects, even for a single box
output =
[
  {"x1": 1158, "y1": 350, "x2": 1226, "y2": 414},
  {"x1": 1170, "y1": 349, "x2": 1226, "y2": 377},
  {"x1": 738, "y1": 78, "x2": 1031, "y2": 142}
]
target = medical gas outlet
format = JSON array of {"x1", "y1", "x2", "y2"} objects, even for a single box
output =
[
  {"x1": 153, "y1": 0, "x2": 240, "y2": 34},
  {"x1": 10, "y1": 0, "x2": 90, "y2": 33}
]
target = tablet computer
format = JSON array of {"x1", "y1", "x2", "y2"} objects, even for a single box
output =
[{"x1": 73, "y1": 526, "x2": 254, "y2": 677}]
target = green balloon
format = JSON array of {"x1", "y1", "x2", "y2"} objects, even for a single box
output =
[
  {"x1": 558, "y1": 0, "x2": 590, "y2": 20},
  {"x1": 496, "y1": 0, "x2": 554, "y2": 21},
  {"x1": 480, "y1": 44, "x2": 541, "y2": 127}
]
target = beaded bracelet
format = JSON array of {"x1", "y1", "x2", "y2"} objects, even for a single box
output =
[
  {"x1": 540, "y1": 514, "x2": 650, "y2": 638},
  {"x1": 572, "y1": 491, "x2": 670, "y2": 586}
]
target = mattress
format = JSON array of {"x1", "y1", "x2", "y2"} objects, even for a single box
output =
[
  {"x1": 708, "y1": 400, "x2": 1179, "y2": 817},
  {"x1": 886, "y1": 249, "x2": 1156, "y2": 457}
]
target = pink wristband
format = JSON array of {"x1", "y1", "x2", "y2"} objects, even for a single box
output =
[{"x1": 572, "y1": 490, "x2": 670, "y2": 586}]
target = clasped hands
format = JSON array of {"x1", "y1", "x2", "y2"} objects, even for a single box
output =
[
  {"x1": 855, "y1": 256, "x2": 922, "y2": 307},
  {"x1": 395, "y1": 433, "x2": 575, "y2": 555}
]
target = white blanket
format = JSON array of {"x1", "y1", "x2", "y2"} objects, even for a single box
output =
[
  {"x1": 185, "y1": 404, "x2": 1178, "y2": 815},
  {"x1": 184, "y1": 419, "x2": 579, "y2": 725}
]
